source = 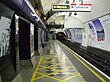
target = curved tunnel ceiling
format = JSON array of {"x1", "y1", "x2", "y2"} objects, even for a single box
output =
[
  {"x1": 40, "y1": 0, "x2": 61, "y2": 15},
  {"x1": 41, "y1": 0, "x2": 110, "y2": 25}
]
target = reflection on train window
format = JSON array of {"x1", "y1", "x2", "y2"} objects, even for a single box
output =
[{"x1": 92, "y1": 19, "x2": 105, "y2": 42}]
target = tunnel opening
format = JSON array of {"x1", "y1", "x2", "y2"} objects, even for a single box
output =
[{"x1": 56, "y1": 32, "x2": 67, "y2": 41}]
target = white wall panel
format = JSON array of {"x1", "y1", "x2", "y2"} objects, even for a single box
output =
[
  {"x1": 64, "y1": 16, "x2": 83, "y2": 28},
  {"x1": 81, "y1": 23, "x2": 90, "y2": 47},
  {"x1": 68, "y1": 29, "x2": 75, "y2": 42}
]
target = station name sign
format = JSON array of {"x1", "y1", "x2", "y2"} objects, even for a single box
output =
[
  {"x1": 52, "y1": 4, "x2": 92, "y2": 12},
  {"x1": 53, "y1": 4, "x2": 70, "y2": 9}
]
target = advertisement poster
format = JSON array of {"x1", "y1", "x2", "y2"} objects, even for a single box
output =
[
  {"x1": 41, "y1": 31, "x2": 47, "y2": 47},
  {"x1": 0, "y1": 17, "x2": 11, "y2": 57},
  {"x1": 87, "y1": 22, "x2": 97, "y2": 45},
  {"x1": 38, "y1": 28, "x2": 42, "y2": 48},
  {"x1": 99, "y1": 15, "x2": 110, "y2": 43},
  {"x1": 99, "y1": 15, "x2": 110, "y2": 50},
  {"x1": 72, "y1": 28, "x2": 82, "y2": 43},
  {"x1": 68, "y1": 29, "x2": 75, "y2": 42},
  {"x1": 92, "y1": 19, "x2": 105, "y2": 42},
  {"x1": 30, "y1": 24, "x2": 34, "y2": 57},
  {"x1": 66, "y1": 29, "x2": 72, "y2": 39}
]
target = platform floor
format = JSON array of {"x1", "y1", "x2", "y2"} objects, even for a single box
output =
[{"x1": 30, "y1": 40, "x2": 110, "y2": 82}]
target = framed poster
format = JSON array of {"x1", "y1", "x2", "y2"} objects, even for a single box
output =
[
  {"x1": 92, "y1": 19, "x2": 105, "y2": 42},
  {"x1": 99, "y1": 15, "x2": 110, "y2": 50},
  {"x1": 87, "y1": 22, "x2": 97, "y2": 45},
  {"x1": 0, "y1": 17, "x2": 11, "y2": 57},
  {"x1": 72, "y1": 28, "x2": 82, "y2": 43},
  {"x1": 30, "y1": 23, "x2": 34, "y2": 57}
]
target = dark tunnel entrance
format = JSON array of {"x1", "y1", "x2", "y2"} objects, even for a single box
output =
[{"x1": 56, "y1": 32, "x2": 67, "y2": 41}]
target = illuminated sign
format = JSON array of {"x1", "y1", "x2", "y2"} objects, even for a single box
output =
[
  {"x1": 53, "y1": 4, "x2": 70, "y2": 9},
  {"x1": 52, "y1": 4, "x2": 92, "y2": 12},
  {"x1": 70, "y1": 4, "x2": 91, "y2": 12}
]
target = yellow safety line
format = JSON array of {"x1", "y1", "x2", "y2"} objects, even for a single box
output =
[
  {"x1": 30, "y1": 55, "x2": 66, "y2": 82},
  {"x1": 36, "y1": 56, "x2": 43, "y2": 70},
  {"x1": 35, "y1": 72, "x2": 61, "y2": 81},
  {"x1": 38, "y1": 58, "x2": 75, "y2": 70},
  {"x1": 38, "y1": 66, "x2": 50, "y2": 71},
  {"x1": 59, "y1": 41, "x2": 106, "y2": 82},
  {"x1": 32, "y1": 57, "x2": 81, "y2": 82},
  {"x1": 39, "y1": 64, "x2": 75, "y2": 72},
  {"x1": 64, "y1": 73, "x2": 81, "y2": 81},
  {"x1": 38, "y1": 64, "x2": 61, "y2": 71},
  {"x1": 33, "y1": 70, "x2": 61, "y2": 80},
  {"x1": 38, "y1": 63, "x2": 62, "y2": 70},
  {"x1": 34, "y1": 70, "x2": 62, "y2": 80},
  {"x1": 59, "y1": 80, "x2": 66, "y2": 82},
  {"x1": 37, "y1": 66, "x2": 75, "y2": 79},
  {"x1": 33, "y1": 72, "x2": 46, "y2": 80},
  {"x1": 30, "y1": 56, "x2": 43, "y2": 82}
]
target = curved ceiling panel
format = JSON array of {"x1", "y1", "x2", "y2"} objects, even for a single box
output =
[
  {"x1": 64, "y1": 16, "x2": 83, "y2": 28},
  {"x1": 74, "y1": 0, "x2": 110, "y2": 23},
  {"x1": 43, "y1": 0, "x2": 110, "y2": 24},
  {"x1": 40, "y1": 0, "x2": 60, "y2": 15}
]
